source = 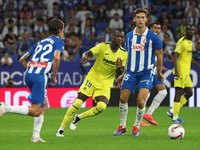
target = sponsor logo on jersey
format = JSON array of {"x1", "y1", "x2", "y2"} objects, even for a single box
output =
[
  {"x1": 105, "y1": 53, "x2": 109, "y2": 55},
  {"x1": 132, "y1": 44, "x2": 145, "y2": 51},
  {"x1": 28, "y1": 62, "x2": 48, "y2": 68},
  {"x1": 103, "y1": 58, "x2": 115, "y2": 65},
  {"x1": 177, "y1": 46, "x2": 181, "y2": 49}
]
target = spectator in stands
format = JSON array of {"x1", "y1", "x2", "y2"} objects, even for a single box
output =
[
  {"x1": 4, "y1": 78, "x2": 14, "y2": 88},
  {"x1": 162, "y1": 32, "x2": 176, "y2": 61},
  {"x1": 193, "y1": 43, "x2": 200, "y2": 61},
  {"x1": 60, "y1": 48, "x2": 69, "y2": 61},
  {"x1": 187, "y1": 9, "x2": 199, "y2": 26},
  {"x1": 33, "y1": 17, "x2": 48, "y2": 41},
  {"x1": 19, "y1": 3, "x2": 32, "y2": 19},
  {"x1": 0, "y1": 40, "x2": 5, "y2": 57},
  {"x1": 47, "y1": 8, "x2": 63, "y2": 22},
  {"x1": 184, "y1": 0, "x2": 199, "y2": 17},
  {"x1": 137, "y1": 0, "x2": 156, "y2": 14},
  {"x1": 4, "y1": 10, "x2": 17, "y2": 26},
  {"x1": 158, "y1": 9, "x2": 171, "y2": 26},
  {"x1": 66, "y1": 9, "x2": 78, "y2": 25},
  {"x1": 168, "y1": 0, "x2": 177, "y2": 5},
  {"x1": 170, "y1": 0, "x2": 185, "y2": 22},
  {"x1": 81, "y1": 18, "x2": 96, "y2": 41},
  {"x1": 3, "y1": 1, "x2": 18, "y2": 18},
  {"x1": 110, "y1": 1, "x2": 123, "y2": 18},
  {"x1": 146, "y1": 8, "x2": 157, "y2": 24},
  {"x1": 159, "y1": 24, "x2": 174, "y2": 42},
  {"x1": 48, "y1": 2, "x2": 64, "y2": 21},
  {"x1": 162, "y1": 18, "x2": 172, "y2": 31},
  {"x1": 75, "y1": 4, "x2": 94, "y2": 24},
  {"x1": 175, "y1": 17, "x2": 187, "y2": 39},
  {"x1": 68, "y1": 52, "x2": 76, "y2": 62},
  {"x1": 2, "y1": 18, "x2": 18, "y2": 38},
  {"x1": 65, "y1": 17, "x2": 79, "y2": 34},
  {"x1": 33, "y1": 1, "x2": 47, "y2": 22},
  {"x1": 63, "y1": 0, "x2": 79, "y2": 12},
  {"x1": 96, "y1": 2, "x2": 109, "y2": 22},
  {"x1": 67, "y1": 33, "x2": 82, "y2": 56},
  {"x1": 98, "y1": 27, "x2": 112, "y2": 42},
  {"x1": 18, "y1": 34, "x2": 33, "y2": 57},
  {"x1": 109, "y1": 13, "x2": 124, "y2": 31},
  {"x1": 3, "y1": 27, "x2": 18, "y2": 55},
  {"x1": 19, "y1": 17, "x2": 32, "y2": 38},
  {"x1": 1, "y1": 52, "x2": 13, "y2": 66},
  {"x1": 193, "y1": 33, "x2": 200, "y2": 50},
  {"x1": 146, "y1": 15, "x2": 151, "y2": 28},
  {"x1": 95, "y1": 34, "x2": 105, "y2": 45},
  {"x1": 18, "y1": 0, "x2": 34, "y2": 11},
  {"x1": 125, "y1": 0, "x2": 137, "y2": 14}
]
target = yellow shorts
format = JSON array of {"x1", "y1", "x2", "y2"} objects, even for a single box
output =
[
  {"x1": 174, "y1": 75, "x2": 192, "y2": 88},
  {"x1": 78, "y1": 77, "x2": 111, "y2": 103}
]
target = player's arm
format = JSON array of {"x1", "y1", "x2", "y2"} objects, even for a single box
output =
[
  {"x1": 155, "y1": 61, "x2": 167, "y2": 72},
  {"x1": 191, "y1": 58, "x2": 200, "y2": 68},
  {"x1": 52, "y1": 50, "x2": 61, "y2": 86},
  {"x1": 173, "y1": 52, "x2": 180, "y2": 78},
  {"x1": 81, "y1": 50, "x2": 93, "y2": 63},
  {"x1": 116, "y1": 58, "x2": 128, "y2": 88},
  {"x1": 155, "y1": 49, "x2": 164, "y2": 82},
  {"x1": 19, "y1": 52, "x2": 31, "y2": 70}
]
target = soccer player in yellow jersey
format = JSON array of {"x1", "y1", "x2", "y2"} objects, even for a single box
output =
[
  {"x1": 167, "y1": 25, "x2": 200, "y2": 123},
  {"x1": 56, "y1": 28, "x2": 128, "y2": 137}
]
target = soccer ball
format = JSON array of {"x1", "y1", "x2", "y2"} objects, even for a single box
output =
[{"x1": 168, "y1": 124, "x2": 185, "y2": 139}]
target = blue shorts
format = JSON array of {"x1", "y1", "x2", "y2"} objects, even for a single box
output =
[
  {"x1": 120, "y1": 70, "x2": 153, "y2": 94},
  {"x1": 25, "y1": 72, "x2": 48, "y2": 108},
  {"x1": 152, "y1": 73, "x2": 164, "y2": 87}
]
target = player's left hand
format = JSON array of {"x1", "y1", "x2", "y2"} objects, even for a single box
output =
[
  {"x1": 116, "y1": 58, "x2": 122, "y2": 68},
  {"x1": 157, "y1": 73, "x2": 164, "y2": 82}
]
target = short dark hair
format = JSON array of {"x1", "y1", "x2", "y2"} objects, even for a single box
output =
[
  {"x1": 8, "y1": 18, "x2": 14, "y2": 23},
  {"x1": 48, "y1": 19, "x2": 64, "y2": 36},
  {"x1": 150, "y1": 21, "x2": 161, "y2": 28},
  {"x1": 134, "y1": 8, "x2": 147, "y2": 17},
  {"x1": 113, "y1": 28, "x2": 124, "y2": 33}
]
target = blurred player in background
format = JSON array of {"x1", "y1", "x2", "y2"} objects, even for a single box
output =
[
  {"x1": 56, "y1": 28, "x2": 128, "y2": 137},
  {"x1": 113, "y1": 8, "x2": 163, "y2": 136},
  {"x1": 0, "y1": 19, "x2": 65, "y2": 142},
  {"x1": 140, "y1": 22, "x2": 168, "y2": 126},
  {"x1": 167, "y1": 25, "x2": 200, "y2": 123}
]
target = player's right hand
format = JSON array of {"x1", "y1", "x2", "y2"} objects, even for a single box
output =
[
  {"x1": 174, "y1": 71, "x2": 179, "y2": 79},
  {"x1": 157, "y1": 73, "x2": 164, "y2": 82},
  {"x1": 52, "y1": 77, "x2": 57, "y2": 86},
  {"x1": 116, "y1": 74, "x2": 124, "y2": 88}
]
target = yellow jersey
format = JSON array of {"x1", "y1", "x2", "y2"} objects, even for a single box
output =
[
  {"x1": 173, "y1": 37, "x2": 192, "y2": 77},
  {"x1": 86, "y1": 42, "x2": 128, "y2": 88}
]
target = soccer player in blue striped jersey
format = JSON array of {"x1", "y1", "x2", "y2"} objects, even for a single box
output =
[
  {"x1": 113, "y1": 8, "x2": 164, "y2": 136},
  {"x1": 0, "y1": 19, "x2": 65, "y2": 142}
]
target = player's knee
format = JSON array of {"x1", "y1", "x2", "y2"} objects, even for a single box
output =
[
  {"x1": 137, "y1": 100, "x2": 145, "y2": 109},
  {"x1": 158, "y1": 89, "x2": 168, "y2": 97},
  {"x1": 120, "y1": 95, "x2": 128, "y2": 103},
  {"x1": 187, "y1": 90, "x2": 193, "y2": 98},
  {"x1": 96, "y1": 101, "x2": 107, "y2": 112}
]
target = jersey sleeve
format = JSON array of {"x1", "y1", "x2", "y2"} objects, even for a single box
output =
[
  {"x1": 90, "y1": 42, "x2": 104, "y2": 56},
  {"x1": 122, "y1": 51, "x2": 128, "y2": 66},
  {"x1": 174, "y1": 40, "x2": 184, "y2": 54},
  {"x1": 55, "y1": 39, "x2": 64, "y2": 54},
  {"x1": 124, "y1": 34, "x2": 128, "y2": 51},
  {"x1": 153, "y1": 34, "x2": 163, "y2": 50},
  {"x1": 28, "y1": 43, "x2": 37, "y2": 56}
]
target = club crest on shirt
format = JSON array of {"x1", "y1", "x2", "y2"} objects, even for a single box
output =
[
  {"x1": 143, "y1": 38, "x2": 147, "y2": 44},
  {"x1": 177, "y1": 45, "x2": 181, "y2": 49},
  {"x1": 83, "y1": 87, "x2": 87, "y2": 90},
  {"x1": 132, "y1": 44, "x2": 145, "y2": 51}
]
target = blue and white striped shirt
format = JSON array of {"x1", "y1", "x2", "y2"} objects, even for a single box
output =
[
  {"x1": 124, "y1": 27, "x2": 162, "y2": 73},
  {"x1": 27, "y1": 36, "x2": 64, "y2": 75}
]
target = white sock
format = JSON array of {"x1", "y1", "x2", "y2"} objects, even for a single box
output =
[
  {"x1": 145, "y1": 92, "x2": 151, "y2": 105},
  {"x1": 173, "y1": 116, "x2": 178, "y2": 120},
  {"x1": 146, "y1": 90, "x2": 167, "y2": 115},
  {"x1": 170, "y1": 108, "x2": 174, "y2": 113},
  {"x1": 5, "y1": 105, "x2": 29, "y2": 115},
  {"x1": 119, "y1": 102, "x2": 128, "y2": 128},
  {"x1": 33, "y1": 114, "x2": 44, "y2": 138},
  {"x1": 58, "y1": 125, "x2": 65, "y2": 131},
  {"x1": 134, "y1": 107, "x2": 145, "y2": 128}
]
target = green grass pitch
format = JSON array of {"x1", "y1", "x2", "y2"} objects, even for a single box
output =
[{"x1": 0, "y1": 107, "x2": 199, "y2": 150}]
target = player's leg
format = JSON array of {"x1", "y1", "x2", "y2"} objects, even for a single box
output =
[
  {"x1": 144, "y1": 83, "x2": 167, "y2": 125},
  {"x1": 113, "y1": 89, "x2": 131, "y2": 136},
  {"x1": 31, "y1": 98, "x2": 48, "y2": 143},
  {"x1": 57, "y1": 92, "x2": 88, "y2": 136}
]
